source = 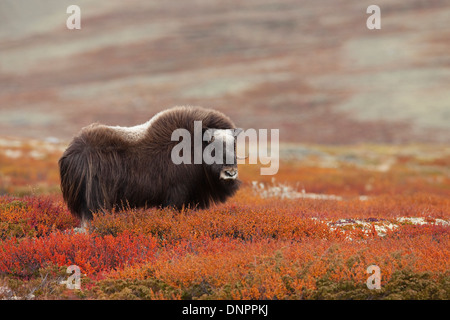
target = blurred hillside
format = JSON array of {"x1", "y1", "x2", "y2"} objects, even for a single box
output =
[{"x1": 0, "y1": 0, "x2": 449, "y2": 144}]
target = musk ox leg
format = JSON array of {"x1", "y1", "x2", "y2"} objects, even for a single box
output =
[
  {"x1": 72, "y1": 214, "x2": 90, "y2": 234},
  {"x1": 71, "y1": 216, "x2": 90, "y2": 233},
  {"x1": 75, "y1": 208, "x2": 93, "y2": 233},
  {"x1": 81, "y1": 217, "x2": 91, "y2": 230}
]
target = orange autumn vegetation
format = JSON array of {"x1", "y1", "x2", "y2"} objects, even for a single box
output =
[{"x1": 0, "y1": 142, "x2": 449, "y2": 299}]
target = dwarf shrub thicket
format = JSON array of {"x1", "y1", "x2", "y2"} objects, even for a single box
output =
[{"x1": 0, "y1": 145, "x2": 449, "y2": 299}]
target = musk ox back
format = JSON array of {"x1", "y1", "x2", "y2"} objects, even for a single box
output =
[{"x1": 59, "y1": 106, "x2": 241, "y2": 227}]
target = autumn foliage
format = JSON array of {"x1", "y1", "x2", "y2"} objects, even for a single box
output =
[{"x1": 0, "y1": 141, "x2": 449, "y2": 299}]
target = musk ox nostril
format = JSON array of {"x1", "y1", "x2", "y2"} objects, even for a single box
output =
[
  {"x1": 226, "y1": 170, "x2": 236, "y2": 177},
  {"x1": 221, "y1": 168, "x2": 238, "y2": 180}
]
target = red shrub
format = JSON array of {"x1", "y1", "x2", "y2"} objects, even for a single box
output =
[{"x1": 0, "y1": 231, "x2": 158, "y2": 277}]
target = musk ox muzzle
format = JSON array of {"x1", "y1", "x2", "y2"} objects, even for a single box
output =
[{"x1": 221, "y1": 167, "x2": 238, "y2": 180}]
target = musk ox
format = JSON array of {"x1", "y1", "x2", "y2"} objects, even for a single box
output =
[{"x1": 59, "y1": 106, "x2": 242, "y2": 228}]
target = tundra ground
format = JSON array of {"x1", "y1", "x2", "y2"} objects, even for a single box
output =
[{"x1": 0, "y1": 137, "x2": 449, "y2": 299}]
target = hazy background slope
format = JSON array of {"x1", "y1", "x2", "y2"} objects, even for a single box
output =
[{"x1": 0, "y1": 0, "x2": 449, "y2": 144}]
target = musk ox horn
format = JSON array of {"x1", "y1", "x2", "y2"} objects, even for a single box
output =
[{"x1": 237, "y1": 154, "x2": 249, "y2": 160}]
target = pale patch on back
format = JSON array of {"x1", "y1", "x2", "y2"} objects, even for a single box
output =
[
  {"x1": 106, "y1": 110, "x2": 167, "y2": 142},
  {"x1": 212, "y1": 129, "x2": 235, "y2": 145}
]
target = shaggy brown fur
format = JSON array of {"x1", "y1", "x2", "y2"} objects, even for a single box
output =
[{"x1": 59, "y1": 106, "x2": 241, "y2": 225}]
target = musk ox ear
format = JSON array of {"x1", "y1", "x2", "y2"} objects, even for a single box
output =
[{"x1": 233, "y1": 128, "x2": 243, "y2": 138}]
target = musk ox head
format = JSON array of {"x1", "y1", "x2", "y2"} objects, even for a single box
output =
[{"x1": 202, "y1": 128, "x2": 243, "y2": 182}]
